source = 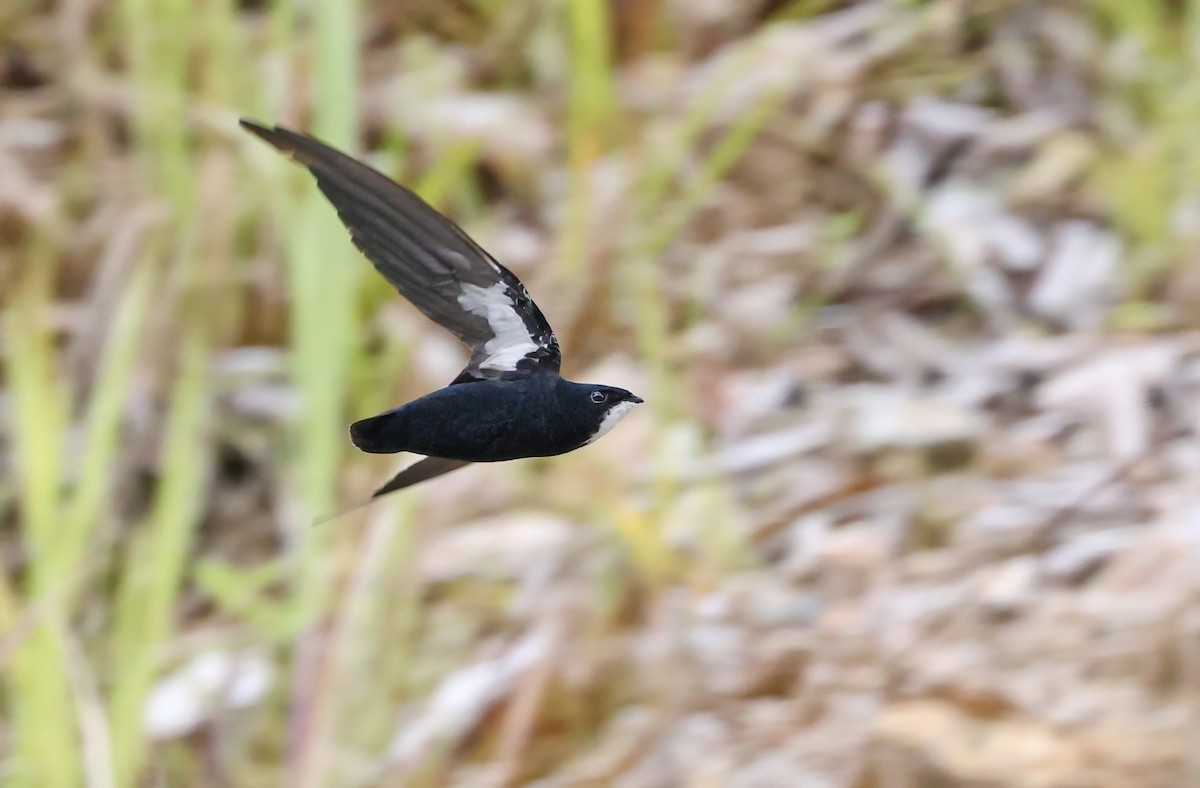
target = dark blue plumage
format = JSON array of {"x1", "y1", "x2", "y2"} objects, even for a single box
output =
[{"x1": 350, "y1": 377, "x2": 640, "y2": 461}]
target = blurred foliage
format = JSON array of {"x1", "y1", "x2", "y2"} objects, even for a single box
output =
[{"x1": 1, "y1": 0, "x2": 1199, "y2": 786}]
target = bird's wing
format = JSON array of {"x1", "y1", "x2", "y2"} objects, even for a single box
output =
[
  {"x1": 241, "y1": 119, "x2": 561, "y2": 382},
  {"x1": 311, "y1": 456, "x2": 472, "y2": 525},
  {"x1": 371, "y1": 456, "x2": 472, "y2": 497}
]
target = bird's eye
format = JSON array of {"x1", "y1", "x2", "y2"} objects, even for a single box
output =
[{"x1": 590, "y1": 391, "x2": 607, "y2": 404}]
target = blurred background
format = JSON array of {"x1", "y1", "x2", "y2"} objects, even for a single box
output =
[{"x1": 3, "y1": 0, "x2": 1200, "y2": 785}]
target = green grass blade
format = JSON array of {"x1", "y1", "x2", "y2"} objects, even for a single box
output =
[
  {"x1": 107, "y1": 331, "x2": 210, "y2": 788},
  {"x1": 59, "y1": 264, "x2": 156, "y2": 587},
  {"x1": 558, "y1": 0, "x2": 617, "y2": 283},
  {"x1": 3, "y1": 256, "x2": 78, "y2": 787},
  {"x1": 276, "y1": 0, "x2": 361, "y2": 784}
]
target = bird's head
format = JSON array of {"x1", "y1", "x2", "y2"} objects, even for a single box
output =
[{"x1": 567, "y1": 383, "x2": 644, "y2": 445}]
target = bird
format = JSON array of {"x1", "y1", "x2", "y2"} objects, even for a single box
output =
[{"x1": 240, "y1": 119, "x2": 643, "y2": 502}]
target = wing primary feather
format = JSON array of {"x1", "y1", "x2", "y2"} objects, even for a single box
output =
[
  {"x1": 372, "y1": 456, "x2": 471, "y2": 497},
  {"x1": 310, "y1": 457, "x2": 473, "y2": 526},
  {"x1": 311, "y1": 496, "x2": 377, "y2": 527},
  {"x1": 242, "y1": 120, "x2": 473, "y2": 264},
  {"x1": 241, "y1": 118, "x2": 562, "y2": 380}
]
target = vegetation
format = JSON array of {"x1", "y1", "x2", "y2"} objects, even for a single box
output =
[{"x1": 2, "y1": 0, "x2": 1200, "y2": 785}]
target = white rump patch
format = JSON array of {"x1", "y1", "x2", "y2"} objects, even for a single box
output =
[
  {"x1": 585, "y1": 400, "x2": 640, "y2": 445},
  {"x1": 457, "y1": 282, "x2": 539, "y2": 372}
]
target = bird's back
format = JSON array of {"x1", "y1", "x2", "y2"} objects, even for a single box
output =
[{"x1": 351, "y1": 376, "x2": 592, "y2": 462}]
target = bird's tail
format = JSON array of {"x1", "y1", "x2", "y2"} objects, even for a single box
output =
[{"x1": 348, "y1": 410, "x2": 405, "y2": 454}]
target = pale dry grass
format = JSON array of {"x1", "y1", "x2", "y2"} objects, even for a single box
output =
[{"x1": 2, "y1": 1, "x2": 1200, "y2": 786}]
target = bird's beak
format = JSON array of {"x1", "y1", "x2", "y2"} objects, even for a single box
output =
[{"x1": 628, "y1": 395, "x2": 644, "y2": 404}]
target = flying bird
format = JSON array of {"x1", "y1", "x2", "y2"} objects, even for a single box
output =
[{"x1": 241, "y1": 119, "x2": 643, "y2": 501}]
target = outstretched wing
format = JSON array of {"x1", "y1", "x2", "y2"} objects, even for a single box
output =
[
  {"x1": 312, "y1": 456, "x2": 472, "y2": 524},
  {"x1": 241, "y1": 119, "x2": 561, "y2": 382}
]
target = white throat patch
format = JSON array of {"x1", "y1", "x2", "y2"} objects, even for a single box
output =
[{"x1": 585, "y1": 400, "x2": 640, "y2": 445}]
